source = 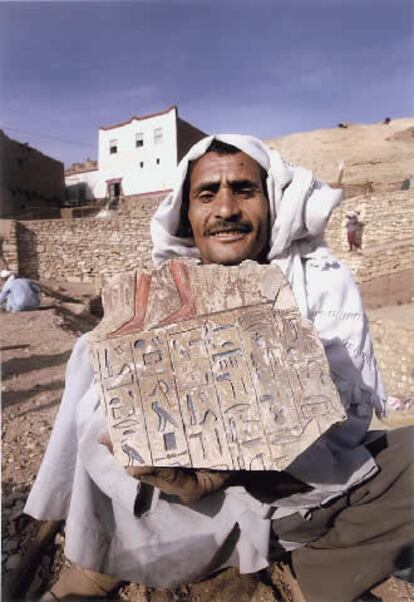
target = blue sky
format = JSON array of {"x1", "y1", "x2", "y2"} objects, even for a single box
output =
[{"x1": 0, "y1": 0, "x2": 412, "y2": 167}]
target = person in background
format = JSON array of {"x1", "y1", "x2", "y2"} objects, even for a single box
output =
[
  {"x1": 345, "y1": 210, "x2": 360, "y2": 252},
  {"x1": 0, "y1": 270, "x2": 41, "y2": 311}
]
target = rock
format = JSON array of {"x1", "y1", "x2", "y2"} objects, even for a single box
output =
[
  {"x1": 8, "y1": 523, "x2": 16, "y2": 537},
  {"x1": 268, "y1": 563, "x2": 306, "y2": 602},
  {"x1": 26, "y1": 570, "x2": 44, "y2": 597},
  {"x1": 10, "y1": 510, "x2": 24, "y2": 522},
  {"x1": 186, "y1": 568, "x2": 258, "y2": 601},
  {"x1": 6, "y1": 553, "x2": 22, "y2": 571},
  {"x1": 251, "y1": 581, "x2": 278, "y2": 601},
  {"x1": 147, "y1": 590, "x2": 172, "y2": 602},
  {"x1": 2, "y1": 539, "x2": 18, "y2": 553},
  {"x1": 120, "y1": 583, "x2": 148, "y2": 601},
  {"x1": 3, "y1": 493, "x2": 25, "y2": 508},
  {"x1": 54, "y1": 533, "x2": 65, "y2": 546}
]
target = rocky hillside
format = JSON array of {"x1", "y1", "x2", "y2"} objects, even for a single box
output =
[{"x1": 265, "y1": 117, "x2": 414, "y2": 193}]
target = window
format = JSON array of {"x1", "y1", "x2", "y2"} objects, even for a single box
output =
[
  {"x1": 156, "y1": 158, "x2": 160, "y2": 165},
  {"x1": 135, "y1": 133, "x2": 144, "y2": 148},
  {"x1": 109, "y1": 139, "x2": 118, "y2": 154},
  {"x1": 139, "y1": 161, "x2": 144, "y2": 168},
  {"x1": 154, "y1": 127, "x2": 163, "y2": 145}
]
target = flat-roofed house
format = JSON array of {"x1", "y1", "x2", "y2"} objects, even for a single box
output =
[{"x1": 65, "y1": 106, "x2": 206, "y2": 203}]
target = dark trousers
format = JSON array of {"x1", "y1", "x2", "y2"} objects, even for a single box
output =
[{"x1": 271, "y1": 427, "x2": 414, "y2": 601}]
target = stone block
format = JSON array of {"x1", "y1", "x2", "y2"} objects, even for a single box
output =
[
  {"x1": 88, "y1": 259, "x2": 345, "y2": 471},
  {"x1": 2, "y1": 244, "x2": 17, "y2": 252}
]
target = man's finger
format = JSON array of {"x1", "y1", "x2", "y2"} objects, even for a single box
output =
[
  {"x1": 139, "y1": 473, "x2": 194, "y2": 500},
  {"x1": 126, "y1": 465, "x2": 155, "y2": 478}
]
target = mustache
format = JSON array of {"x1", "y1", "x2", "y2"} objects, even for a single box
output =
[{"x1": 205, "y1": 219, "x2": 253, "y2": 236}]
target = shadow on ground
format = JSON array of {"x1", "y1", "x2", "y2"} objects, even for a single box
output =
[
  {"x1": 2, "y1": 351, "x2": 71, "y2": 380},
  {"x1": 3, "y1": 380, "x2": 65, "y2": 409}
]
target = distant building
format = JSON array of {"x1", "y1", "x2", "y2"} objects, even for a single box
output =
[
  {"x1": 0, "y1": 130, "x2": 64, "y2": 219},
  {"x1": 65, "y1": 106, "x2": 207, "y2": 204},
  {"x1": 64, "y1": 159, "x2": 99, "y2": 206}
]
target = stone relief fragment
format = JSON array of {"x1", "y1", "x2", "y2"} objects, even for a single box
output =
[{"x1": 88, "y1": 259, "x2": 346, "y2": 471}]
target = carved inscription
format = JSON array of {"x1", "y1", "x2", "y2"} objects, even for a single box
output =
[{"x1": 89, "y1": 260, "x2": 346, "y2": 470}]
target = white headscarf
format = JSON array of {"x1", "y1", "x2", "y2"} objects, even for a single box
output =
[{"x1": 151, "y1": 134, "x2": 342, "y2": 316}]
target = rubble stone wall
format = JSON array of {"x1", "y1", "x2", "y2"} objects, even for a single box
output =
[
  {"x1": 13, "y1": 195, "x2": 162, "y2": 285},
  {"x1": 344, "y1": 240, "x2": 414, "y2": 284},
  {"x1": 325, "y1": 190, "x2": 413, "y2": 254},
  {"x1": 1, "y1": 189, "x2": 412, "y2": 294},
  {"x1": 370, "y1": 318, "x2": 414, "y2": 398},
  {"x1": 0, "y1": 219, "x2": 19, "y2": 272}
]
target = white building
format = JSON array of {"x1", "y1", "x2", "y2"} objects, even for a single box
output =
[{"x1": 65, "y1": 106, "x2": 206, "y2": 203}]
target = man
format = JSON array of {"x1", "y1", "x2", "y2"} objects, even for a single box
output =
[
  {"x1": 0, "y1": 270, "x2": 41, "y2": 311},
  {"x1": 25, "y1": 135, "x2": 412, "y2": 601}
]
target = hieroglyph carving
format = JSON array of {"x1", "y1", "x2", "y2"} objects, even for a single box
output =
[{"x1": 88, "y1": 260, "x2": 345, "y2": 471}]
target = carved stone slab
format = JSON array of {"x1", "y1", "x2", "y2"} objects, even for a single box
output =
[{"x1": 88, "y1": 259, "x2": 346, "y2": 471}]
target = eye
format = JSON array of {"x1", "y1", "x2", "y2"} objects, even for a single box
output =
[
  {"x1": 237, "y1": 187, "x2": 255, "y2": 198},
  {"x1": 198, "y1": 192, "x2": 214, "y2": 202}
]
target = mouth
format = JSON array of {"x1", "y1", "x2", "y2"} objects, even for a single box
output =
[{"x1": 206, "y1": 224, "x2": 253, "y2": 240}]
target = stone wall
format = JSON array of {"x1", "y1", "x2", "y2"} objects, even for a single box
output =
[
  {"x1": 0, "y1": 220, "x2": 19, "y2": 272},
  {"x1": 369, "y1": 317, "x2": 414, "y2": 398},
  {"x1": 1, "y1": 188, "x2": 412, "y2": 296},
  {"x1": 342, "y1": 241, "x2": 413, "y2": 285},
  {"x1": 12, "y1": 194, "x2": 164, "y2": 285},
  {"x1": 325, "y1": 189, "x2": 413, "y2": 255},
  {"x1": 325, "y1": 190, "x2": 414, "y2": 304}
]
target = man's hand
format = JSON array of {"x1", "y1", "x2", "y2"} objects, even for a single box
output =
[
  {"x1": 126, "y1": 466, "x2": 231, "y2": 504},
  {"x1": 99, "y1": 432, "x2": 231, "y2": 504}
]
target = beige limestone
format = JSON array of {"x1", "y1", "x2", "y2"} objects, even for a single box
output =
[{"x1": 88, "y1": 260, "x2": 345, "y2": 471}]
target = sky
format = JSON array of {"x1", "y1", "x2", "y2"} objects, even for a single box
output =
[{"x1": 0, "y1": 0, "x2": 413, "y2": 167}]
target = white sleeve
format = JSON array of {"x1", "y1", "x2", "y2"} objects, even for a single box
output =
[{"x1": 305, "y1": 255, "x2": 387, "y2": 426}]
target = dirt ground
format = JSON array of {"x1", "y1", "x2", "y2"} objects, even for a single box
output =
[{"x1": 2, "y1": 283, "x2": 414, "y2": 601}]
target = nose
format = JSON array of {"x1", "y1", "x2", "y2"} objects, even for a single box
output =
[{"x1": 214, "y1": 187, "x2": 241, "y2": 219}]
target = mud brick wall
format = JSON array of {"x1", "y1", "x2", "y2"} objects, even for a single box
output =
[
  {"x1": 15, "y1": 195, "x2": 164, "y2": 284},
  {"x1": 325, "y1": 189, "x2": 414, "y2": 255},
  {"x1": 370, "y1": 318, "x2": 414, "y2": 398}
]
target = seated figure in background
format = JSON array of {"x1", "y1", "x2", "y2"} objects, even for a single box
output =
[{"x1": 0, "y1": 270, "x2": 40, "y2": 312}]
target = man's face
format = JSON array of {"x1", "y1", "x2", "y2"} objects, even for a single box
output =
[{"x1": 187, "y1": 151, "x2": 269, "y2": 265}]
